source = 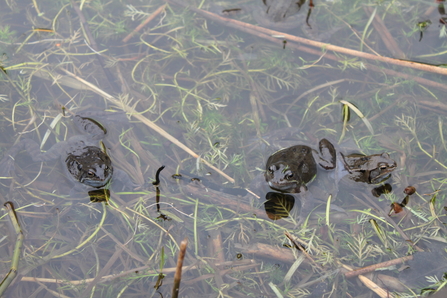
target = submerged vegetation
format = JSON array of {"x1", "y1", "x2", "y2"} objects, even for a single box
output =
[{"x1": 0, "y1": 0, "x2": 447, "y2": 297}]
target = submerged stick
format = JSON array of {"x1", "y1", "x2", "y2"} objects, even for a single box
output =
[
  {"x1": 19, "y1": 260, "x2": 254, "y2": 285},
  {"x1": 345, "y1": 255, "x2": 413, "y2": 279},
  {"x1": 122, "y1": 4, "x2": 166, "y2": 43},
  {"x1": 0, "y1": 202, "x2": 24, "y2": 297},
  {"x1": 172, "y1": 238, "x2": 188, "y2": 298}
]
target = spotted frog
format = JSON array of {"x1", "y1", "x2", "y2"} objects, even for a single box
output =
[{"x1": 0, "y1": 114, "x2": 135, "y2": 193}]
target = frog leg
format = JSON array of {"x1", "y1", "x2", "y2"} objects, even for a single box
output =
[
  {"x1": 315, "y1": 139, "x2": 336, "y2": 170},
  {"x1": 338, "y1": 152, "x2": 353, "y2": 173}
]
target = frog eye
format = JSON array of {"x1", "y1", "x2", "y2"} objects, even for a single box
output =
[
  {"x1": 87, "y1": 170, "x2": 95, "y2": 176},
  {"x1": 285, "y1": 170, "x2": 294, "y2": 179},
  {"x1": 378, "y1": 163, "x2": 388, "y2": 170},
  {"x1": 269, "y1": 165, "x2": 277, "y2": 173}
]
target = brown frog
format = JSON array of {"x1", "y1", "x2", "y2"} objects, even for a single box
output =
[
  {"x1": 265, "y1": 138, "x2": 336, "y2": 193},
  {"x1": 340, "y1": 152, "x2": 397, "y2": 184}
]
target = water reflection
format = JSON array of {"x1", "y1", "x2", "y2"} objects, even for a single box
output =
[{"x1": 264, "y1": 192, "x2": 295, "y2": 220}]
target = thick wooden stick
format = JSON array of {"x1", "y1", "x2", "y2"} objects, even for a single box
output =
[{"x1": 172, "y1": 238, "x2": 188, "y2": 298}]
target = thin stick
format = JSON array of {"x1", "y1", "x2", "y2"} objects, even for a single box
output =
[
  {"x1": 208, "y1": 19, "x2": 447, "y2": 93},
  {"x1": 0, "y1": 202, "x2": 24, "y2": 296},
  {"x1": 122, "y1": 4, "x2": 166, "y2": 43},
  {"x1": 285, "y1": 232, "x2": 324, "y2": 271},
  {"x1": 19, "y1": 260, "x2": 254, "y2": 285},
  {"x1": 345, "y1": 255, "x2": 413, "y2": 279},
  {"x1": 172, "y1": 238, "x2": 188, "y2": 298}
]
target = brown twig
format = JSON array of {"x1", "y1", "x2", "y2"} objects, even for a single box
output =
[
  {"x1": 344, "y1": 255, "x2": 413, "y2": 278},
  {"x1": 122, "y1": 4, "x2": 166, "y2": 43},
  {"x1": 245, "y1": 25, "x2": 447, "y2": 92},
  {"x1": 208, "y1": 230, "x2": 226, "y2": 264},
  {"x1": 285, "y1": 232, "x2": 324, "y2": 271},
  {"x1": 418, "y1": 99, "x2": 447, "y2": 112},
  {"x1": 237, "y1": 242, "x2": 298, "y2": 263},
  {"x1": 172, "y1": 238, "x2": 188, "y2": 298}
]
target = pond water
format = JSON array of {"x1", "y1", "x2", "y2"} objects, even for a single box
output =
[{"x1": 1, "y1": 0, "x2": 447, "y2": 297}]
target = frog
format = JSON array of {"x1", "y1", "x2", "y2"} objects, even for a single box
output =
[
  {"x1": 0, "y1": 113, "x2": 136, "y2": 194},
  {"x1": 340, "y1": 152, "x2": 397, "y2": 184},
  {"x1": 263, "y1": 137, "x2": 397, "y2": 223},
  {"x1": 265, "y1": 138, "x2": 336, "y2": 193}
]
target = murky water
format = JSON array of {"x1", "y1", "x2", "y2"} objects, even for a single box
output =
[{"x1": 0, "y1": 0, "x2": 446, "y2": 297}]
